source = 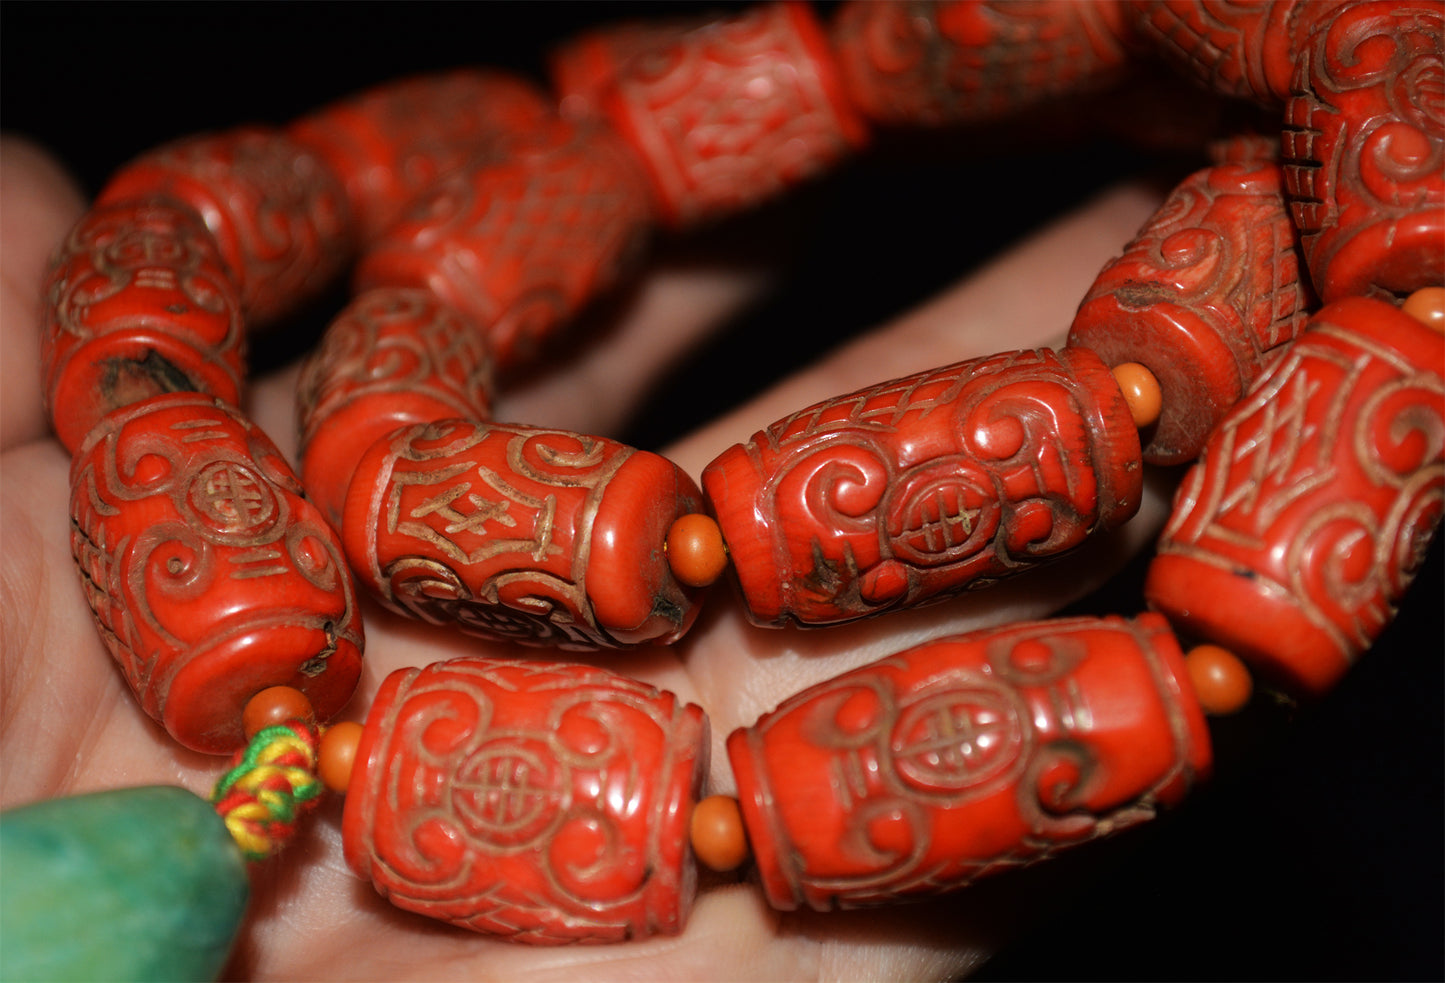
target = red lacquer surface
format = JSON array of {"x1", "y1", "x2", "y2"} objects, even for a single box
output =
[
  {"x1": 42, "y1": 198, "x2": 246, "y2": 454},
  {"x1": 1282, "y1": 1, "x2": 1445, "y2": 301},
  {"x1": 596, "y1": 1, "x2": 867, "y2": 228},
  {"x1": 702, "y1": 347, "x2": 1142, "y2": 627},
  {"x1": 98, "y1": 126, "x2": 353, "y2": 327},
  {"x1": 1122, "y1": 0, "x2": 1326, "y2": 106},
  {"x1": 289, "y1": 69, "x2": 552, "y2": 242},
  {"x1": 68, "y1": 393, "x2": 364, "y2": 753},
  {"x1": 1068, "y1": 161, "x2": 1313, "y2": 465},
  {"x1": 296, "y1": 287, "x2": 494, "y2": 528},
  {"x1": 1147, "y1": 297, "x2": 1445, "y2": 696},
  {"x1": 830, "y1": 0, "x2": 1131, "y2": 127},
  {"x1": 727, "y1": 613, "x2": 1211, "y2": 911},
  {"x1": 550, "y1": 15, "x2": 703, "y2": 120},
  {"x1": 343, "y1": 657, "x2": 707, "y2": 943},
  {"x1": 354, "y1": 119, "x2": 652, "y2": 371},
  {"x1": 342, "y1": 420, "x2": 706, "y2": 649}
]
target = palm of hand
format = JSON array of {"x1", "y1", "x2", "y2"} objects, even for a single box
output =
[{"x1": 0, "y1": 138, "x2": 1169, "y2": 980}]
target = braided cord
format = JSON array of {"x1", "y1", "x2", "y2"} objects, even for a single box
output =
[{"x1": 211, "y1": 721, "x2": 324, "y2": 861}]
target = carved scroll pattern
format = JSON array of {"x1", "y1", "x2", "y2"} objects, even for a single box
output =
[
  {"x1": 1153, "y1": 299, "x2": 1445, "y2": 687},
  {"x1": 99, "y1": 127, "x2": 353, "y2": 326},
  {"x1": 356, "y1": 420, "x2": 637, "y2": 648},
  {"x1": 68, "y1": 393, "x2": 363, "y2": 750},
  {"x1": 831, "y1": 0, "x2": 1131, "y2": 126},
  {"x1": 704, "y1": 348, "x2": 1140, "y2": 627},
  {"x1": 1068, "y1": 160, "x2": 1313, "y2": 464},
  {"x1": 296, "y1": 287, "x2": 494, "y2": 454},
  {"x1": 346, "y1": 657, "x2": 706, "y2": 944},
  {"x1": 728, "y1": 614, "x2": 1210, "y2": 911},
  {"x1": 42, "y1": 198, "x2": 246, "y2": 453},
  {"x1": 1282, "y1": 1, "x2": 1445, "y2": 300}
]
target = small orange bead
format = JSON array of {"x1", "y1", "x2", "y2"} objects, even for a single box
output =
[
  {"x1": 318, "y1": 721, "x2": 365, "y2": 794},
  {"x1": 1402, "y1": 286, "x2": 1445, "y2": 333},
  {"x1": 689, "y1": 794, "x2": 750, "y2": 872},
  {"x1": 666, "y1": 513, "x2": 729, "y2": 588},
  {"x1": 242, "y1": 685, "x2": 315, "y2": 740},
  {"x1": 1185, "y1": 644, "x2": 1253, "y2": 716},
  {"x1": 1111, "y1": 361, "x2": 1163, "y2": 429}
]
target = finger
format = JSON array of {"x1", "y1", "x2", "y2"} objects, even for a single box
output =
[{"x1": 0, "y1": 136, "x2": 85, "y2": 451}]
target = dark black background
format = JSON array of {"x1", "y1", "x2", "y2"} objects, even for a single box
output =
[{"x1": 4, "y1": 3, "x2": 1440, "y2": 979}]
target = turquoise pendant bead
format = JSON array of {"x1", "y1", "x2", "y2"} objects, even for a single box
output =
[{"x1": 0, "y1": 786, "x2": 249, "y2": 982}]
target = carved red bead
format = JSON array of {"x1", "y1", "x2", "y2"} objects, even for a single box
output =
[
  {"x1": 354, "y1": 119, "x2": 652, "y2": 372},
  {"x1": 98, "y1": 126, "x2": 353, "y2": 327},
  {"x1": 68, "y1": 393, "x2": 364, "y2": 753},
  {"x1": 289, "y1": 69, "x2": 552, "y2": 242},
  {"x1": 296, "y1": 287, "x2": 495, "y2": 528},
  {"x1": 1122, "y1": 0, "x2": 1319, "y2": 107},
  {"x1": 342, "y1": 419, "x2": 706, "y2": 649},
  {"x1": 727, "y1": 613, "x2": 1212, "y2": 911},
  {"x1": 550, "y1": 15, "x2": 703, "y2": 120},
  {"x1": 1147, "y1": 297, "x2": 1445, "y2": 696},
  {"x1": 830, "y1": 0, "x2": 1132, "y2": 127},
  {"x1": 342, "y1": 657, "x2": 707, "y2": 944},
  {"x1": 42, "y1": 198, "x2": 246, "y2": 455},
  {"x1": 1282, "y1": 1, "x2": 1445, "y2": 302},
  {"x1": 702, "y1": 347, "x2": 1142, "y2": 627},
  {"x1": 595, "y1": 1, "x2": 868, "y2": 228},
  {"x1": 1068, "y1": 161, "x2": 1314, "y2": 465}
]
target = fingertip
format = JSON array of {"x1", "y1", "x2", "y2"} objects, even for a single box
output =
[{"x1": 1, "y1": 135, "x2": 86, "y2": 451}]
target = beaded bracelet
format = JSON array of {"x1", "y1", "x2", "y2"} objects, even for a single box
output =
[{"x1": 0, "y1": 1, "x2": 1439, "y2": 983}]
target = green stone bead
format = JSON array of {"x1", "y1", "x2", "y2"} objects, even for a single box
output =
[{"x1": 0, "y1": 786, "x2": 249, "y2": 982}]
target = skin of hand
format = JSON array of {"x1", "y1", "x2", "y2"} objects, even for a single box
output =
[
  {"x1": 1, "y1": 7, "x2": 1440, "y2": 979},
  {"x1": 0, "y1": 131, "x2": 1178, "y2": 980}
]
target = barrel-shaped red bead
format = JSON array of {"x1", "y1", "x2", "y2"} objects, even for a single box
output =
[
  {"x1": 98, "y1": 126, "x2": 353, "y2": 327},
  {"x1": 68, "y1": 393, "x2": 364, "y2": 753},
  {"x1": 354, "y1": 119, "x2": 652, "y2": 371},
  {"x1": 727, "y1": 613, "x2": 1211, "y2": 911},
  {"x1": 594, "y1": 1, "x2": 867, "y2": 228},
  {"x1": 296, "y1": 287, "x2": 495, "y2": 528},
  {"x1": 1147, "y1": 297, "x2": 1445, "y2": 696},
  {"x1": 342, "y1": 419, "x2": 706, "y2": 649},
  {"x1": 1282, "y1": 1, "x2": 1445, "y2": 301},
  {"x1": 1068, "y1": 161, "x2": 1314, "y2": 464},
  {"x1": 343, "y1": 657, "x2": 707, "y2": 943},
  {"x1": 42, "y1": 198, "x2": 246, "y2": 454},
  {"x1": 289, "y1": 69, "x2": 552, "y2": 242},
  {"x1": 702, "y1": 347, "x2": 1142, "y2": 627}
]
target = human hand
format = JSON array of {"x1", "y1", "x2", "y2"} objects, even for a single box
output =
[{"x1": 2, "y1": 5, "x2": 1439, "y2": 980}]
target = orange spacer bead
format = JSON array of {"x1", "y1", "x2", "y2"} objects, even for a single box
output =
[
  {"x1": 318, "y1": 721, "x2": 365, "y2": 794},
  {"x1": 242, "y1": 686, "x2": 315, "y2": 740},
  {"x1": 1184, "y1": 644, "x2": 1254, "y2": 716},
  {"x1": 1111, "y1": 361, "x2": 1164, "y2": 429},
  {"x1": 689, "y1": 794, "x2": 750, "y2": 872},
  {"x1": 1402, "y1": 287, "x2": 1445, "y2": 333},
  {"x1": 666, "y1": 513, "x2": 729, "y2": 588}
]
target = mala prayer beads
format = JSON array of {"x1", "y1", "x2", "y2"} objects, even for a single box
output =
[{"x1": 2, "y1": 1, "x2": 1442, "y2": 979}]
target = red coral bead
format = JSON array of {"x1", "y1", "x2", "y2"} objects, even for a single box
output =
[
  {"x1": 68, "y1": 393, "x2": 364, "y2": 753},
  {"x1": 727, "y1": 613, "x2": 1211, "y2": 911},
  {"x1": 342, "y1": 419, "x2": 705, "y2": 649},
  {"x1": 1068, "y1": 161, "x2": 1314, "y2": 465},
  {"x1": 289, "y1": 69, "x2": 552, "y2": 242},
  {"x1": 98, "y1": 126, "x2": 354, "y2": 327},
  {"x1": 296, "y1": 287, "x2": 495, "y2": 528},
  {"x1": 42, "y1": 198, "x2": 246, "y2": 455},
  {"x1": 703, "y1": 347, "x2": 1142, "y2": 627},
  {"x1": 343, "y1": 657, "x2": 707, "y2": 943},
  {"x1": 1147, "y1": 297, "x2": 1445, "y2": 696},
  {"x1": 354, "y1": 119, "x2": 652, "y2": 372}
]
